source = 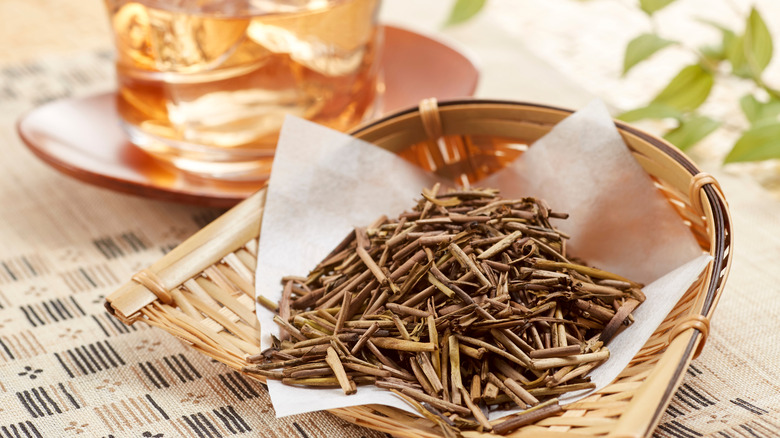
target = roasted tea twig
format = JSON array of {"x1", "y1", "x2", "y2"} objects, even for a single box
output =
[{"x1": 258, "y1": 187, "x2": 645, "y2": 434}]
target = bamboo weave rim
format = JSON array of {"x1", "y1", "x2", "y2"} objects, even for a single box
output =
[{"x1": 105, "y1": 99, "x2": 733, "y2": 438}]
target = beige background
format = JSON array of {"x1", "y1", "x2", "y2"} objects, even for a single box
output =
[{"x1": 2, "y1": 1, "x2": 780, "y2": 437}]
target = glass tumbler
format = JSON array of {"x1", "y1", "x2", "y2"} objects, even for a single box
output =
[{"x1": 104, "y1": 0, "x2": 383, "y2": 179}]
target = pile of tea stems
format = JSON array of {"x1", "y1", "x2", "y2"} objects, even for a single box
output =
[{"x1": 248, "y1": 185, "x2": 645, "y2": 435}]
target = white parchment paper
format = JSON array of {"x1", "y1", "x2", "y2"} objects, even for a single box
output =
[{"x1": 255, "y1": 101, "x2": 709, "y2": 419}]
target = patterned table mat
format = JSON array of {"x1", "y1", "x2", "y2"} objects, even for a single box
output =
[{"x1": 0, "y1": 49, "x2": 779, "y2": 438}]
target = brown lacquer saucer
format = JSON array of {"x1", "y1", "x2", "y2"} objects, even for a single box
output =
[{"x1": 17, "y1": 25, "x2": 479, "y2": 208}]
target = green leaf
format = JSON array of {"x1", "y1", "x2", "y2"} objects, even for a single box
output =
[
  {"x1": 617, "y1": 103, "x2": 682, "y2": 122},
  {"x1": 663, "y1": 115, "x2": 721, "y2": 150},
  {"x1": 726, "y1": 34, "x2": 752, "y2": 77},
  {"x1": 651, "y1": 64, "x2": 714, "y2": 112},
  {"x1": 740, "y1": 94, "x2": 762, "y2": 123},
  {"x1": 697, "y1": 20, "x2": 737, "y2": 62},
  {"x1": 744, "y1": 7, "x2": 773, "y2": 76},
  {"x1": 726, "y1": 9, "x2": 774, "y2": 78},
  {"x1": 739, "y1": 94, "x2": 780, "y2": 126},
  {"x1": 444, "y1": 0, "x2": 487, "y2": 26},
  {"x1": 623, "y1": 34, "x2": 676, "y2": 75},
  {"x1": 725, "y1": 123, "x2": 780, "y2": 162},
  {"x1": 699, "y1": 45, "x2": 725, "y2": 62},
  {"x1": 640, "y1": 0, "x2": 676, "y2": 15}
]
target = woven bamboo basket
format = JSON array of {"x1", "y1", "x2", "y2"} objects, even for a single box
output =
[{"x1": 106, "y1": 99, "x2": 733, "y2": 438}]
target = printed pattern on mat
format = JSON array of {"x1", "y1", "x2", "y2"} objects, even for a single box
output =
[
  {"x1": 15, "y1": 383, "x2": 81, "y2": 418},
  {"x1": 654, "y1": 344, "x2": 780, "y2": 437}
]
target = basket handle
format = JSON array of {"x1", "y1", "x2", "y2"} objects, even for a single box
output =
[
  {"x1": 132, "y1": 269, "x2": 174, "y2": 305},
  {"x1": 688, "y1": 172, "x2": 733, "y2": 320},
  {"x1": 689, "y1": 172, "x2": 726, "y2": 217},
  {"x1": 662, "y1": 172, "x2": 725, "y2": 360},
  {"x1": 105, "y1": 189, "x2": 265, "y2": 323},
  {"x1": 667, "y1": 314, "x2": 710, "y2": 359}
]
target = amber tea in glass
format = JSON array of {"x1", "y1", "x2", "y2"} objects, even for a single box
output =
[{"x1": 105, "y1": 0, "x2": 382, "y2": 179}]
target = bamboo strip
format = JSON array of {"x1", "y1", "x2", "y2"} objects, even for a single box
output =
[
  {"x1": 217, "y1": 331, "x2": 261, "y2": 355},
  {"x1": 182, "y1": 294, "x2": 259, "y2": 346},
  {"x1": 170, "y1": 287, "x2": 200, "y2": 320},
  {"x1": 216, "y1": 263, "x2": 255, "y2": 298},
  {"x1": 144, "y1": 315, "x2": 249, "y2": 370},
  {"x1": 183, "y1": 278, "x2": 222, "y2": 311},
  {"x1": 150, "y1": 304, "x2": 245, "y2": 358},
  {"x1": 234, "y1": 248, "x2": 257, "y2": 272},
  {"x1": 204, "y1": 266, "x2": 244, "y2": 298},
  {"x1": 223, "y1": 252, "x2": 255, "y2": 284},
  {"x1": 194, "y1": 276, "x2": 257, "y2": 327}
]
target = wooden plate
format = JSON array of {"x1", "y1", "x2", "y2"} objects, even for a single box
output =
[{"x1": 17, "y1": 25, "x2": 479, "y2": 208}]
